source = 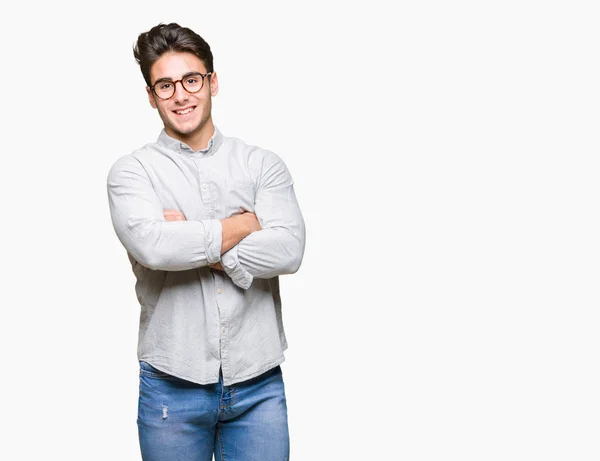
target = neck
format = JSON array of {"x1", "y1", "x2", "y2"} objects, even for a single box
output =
[{"x1": 166, "y1": 118, "x2": 215, "y2": 152}]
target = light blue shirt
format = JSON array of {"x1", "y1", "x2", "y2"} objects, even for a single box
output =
[{"x1": 107, "y1": 127, "x2": 305, "y2": 385}]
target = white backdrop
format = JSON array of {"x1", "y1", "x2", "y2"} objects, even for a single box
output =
[{"x1": 2, "y1": 1, "x2": 599, "y2": 460}]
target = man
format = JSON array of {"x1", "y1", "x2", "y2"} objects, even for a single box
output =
[{"x1": 106, "y1": 22, "x2": 305, "y2": 461}]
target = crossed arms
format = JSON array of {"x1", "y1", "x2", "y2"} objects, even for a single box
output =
[
  {"x1": 162, "y1": 208, "x2": 258, "y2": 271},
  {"x1": 107, "y1": 151, "x2": 305, "y2": 288}
]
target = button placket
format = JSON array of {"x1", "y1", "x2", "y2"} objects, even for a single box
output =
[
  {"x1": 213, "y1": 271, "x2": 230, "y2": 380},
  {"x1": 200, "y1": 182, "x2": 211, "y2": 201}
]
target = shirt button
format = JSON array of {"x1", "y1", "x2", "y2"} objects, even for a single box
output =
[
  {"x1": 201, "y1": 184, "x2": 208, "y2": 190},
  {"x1": 221, "y1": 327, "x2": 226, "y2": 333},
  {"x1": 217, "y1": 288, "x2": 223, "y2": 294}
]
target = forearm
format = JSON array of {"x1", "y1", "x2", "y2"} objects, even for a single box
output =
[
  {"x1": 236, "y1": 228, "x2": 304, "y2": 278},
  {"x1": 220, "y1": 218, "x2": 305, "y2": 288},
  {"x1": 220, "y1": 214, "x2": 257, "y2": 254},
  {"x1": 110, "y1": 212, "x2": 223, "y2": 271}
]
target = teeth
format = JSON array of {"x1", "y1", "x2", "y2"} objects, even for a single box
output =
[{"x1": 175, "y1": 107, "x2": 194, "y2": 115}]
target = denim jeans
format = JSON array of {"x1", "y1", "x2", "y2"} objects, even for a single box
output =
[{"x1": 137, "y1": 361, "x2": 290, "y2": 461}]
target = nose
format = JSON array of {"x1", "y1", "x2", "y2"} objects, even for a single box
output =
[{"x1": 173, "y1": 80, "x2": 189, "y2": 102}]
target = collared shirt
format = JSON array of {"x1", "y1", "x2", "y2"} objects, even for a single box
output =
[{"x1": 107, "y1": 127, "x2": 305, "y2": 385}]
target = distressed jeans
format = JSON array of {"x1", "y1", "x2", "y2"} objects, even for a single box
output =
[{"x1": 137, "y1": 362, "x2": 290, "y2": 461}]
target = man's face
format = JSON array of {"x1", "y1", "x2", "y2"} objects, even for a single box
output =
[{"x1": 147, "y1": 51, "x2": 218, "y2": 143}]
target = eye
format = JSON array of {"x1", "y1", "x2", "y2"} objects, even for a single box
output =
[
  {"x1": 185, "y1": 77, "x2": 199, "y2": 85},
  {"x1": 159, "y1": 82, "x2": 173, "y2": 90}
]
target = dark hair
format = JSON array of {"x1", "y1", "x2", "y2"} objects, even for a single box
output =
[{"x1": 133, "y1": 23, "x2": 214, "y2": 86}]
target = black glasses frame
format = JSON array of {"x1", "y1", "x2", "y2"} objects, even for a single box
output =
[{"x1": 150, "y1": 72, "x2": 213, "y2": 100}]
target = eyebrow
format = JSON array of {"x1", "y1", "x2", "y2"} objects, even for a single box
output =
[{"x1": 153, "y1": 72, "x2": 204, "y2": 85}]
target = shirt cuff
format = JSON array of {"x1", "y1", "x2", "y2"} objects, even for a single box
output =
[
  {"x1": 202, "y1": 219, "x2": 223, "y2": 264},
  {"x1": 221, "y1": 246, "x2": 253, "y2": 289}
]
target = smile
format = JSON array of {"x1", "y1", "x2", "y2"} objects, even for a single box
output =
[{"x1": 174, "y1": 106, "x2": 196, "y2": 115}]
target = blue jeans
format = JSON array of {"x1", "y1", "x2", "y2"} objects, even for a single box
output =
[{"x1": 137, "y1": 362, "x2": 289, "y2": 461}]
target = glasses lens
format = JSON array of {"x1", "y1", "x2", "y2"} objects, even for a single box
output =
[
  {"x1": 154, "y1": 81, "x2": 175, "y2": 100},
  {"x1": 181, "y1": 76, "x2": 204, "y2": 93}
]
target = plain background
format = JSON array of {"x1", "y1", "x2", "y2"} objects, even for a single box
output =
[{"x1": 2, "y1": 1, "x2": 599, "y2": 459}]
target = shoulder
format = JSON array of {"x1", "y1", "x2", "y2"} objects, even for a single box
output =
[
  {"x1": 221, "y1": 134, "x2": 286, "y2": 167},
  {"x1": 106, "y1": 143, "x2": 158, "y2": 181}
]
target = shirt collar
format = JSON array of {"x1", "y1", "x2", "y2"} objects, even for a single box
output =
[{"x1": 157, "y1": 126, "x2": 224, "y2": 156}]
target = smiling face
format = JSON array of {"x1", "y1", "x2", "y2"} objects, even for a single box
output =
[{"x1": 147, "y1": 51, "x2": 219, "y2": 151}]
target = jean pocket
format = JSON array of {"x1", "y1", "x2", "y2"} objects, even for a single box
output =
[{"x1": 139, "y1": 361, "x2": 172, "y2": 379}]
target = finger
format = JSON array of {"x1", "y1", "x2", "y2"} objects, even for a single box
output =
[{"x1": 163, "y1": 210, "x2": 186, "y2": 220}]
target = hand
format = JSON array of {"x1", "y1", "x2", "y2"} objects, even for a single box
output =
[
  {"x1": 237, "y1": 211, "x2": 261, "y2": 234},
  {"x1": 164, "y1": 209, "x2": 186, "y2": 221},
  {"x1": 208, "y1": 262, "x2": 223, "y2": 271}
]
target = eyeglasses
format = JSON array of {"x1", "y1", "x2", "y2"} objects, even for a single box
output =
[{"x1": 149, "y1": 72, "x2": 213, "y2": 100}]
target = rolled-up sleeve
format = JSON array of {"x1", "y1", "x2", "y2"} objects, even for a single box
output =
[
  {"x1": 221, "y1": 246, "x2": 253, "y2": 289},
  {"x1": 107, "y1": 155, "x2": 222, "y2": 271},
  {"x1": 226, "y1": 150, "x2": 305, "y2": 284}
]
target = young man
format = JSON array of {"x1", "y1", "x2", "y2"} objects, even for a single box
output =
[{"x1": 107, "y1": 22, "x2": 305, "y2": 461}]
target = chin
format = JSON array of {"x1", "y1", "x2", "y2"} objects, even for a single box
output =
[{"x1": 170, "y1": 120, "x2": 201, "y2": 135}]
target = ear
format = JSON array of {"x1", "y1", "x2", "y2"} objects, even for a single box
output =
[
  {"x1": 146, "y1": 86, "x2": 157, "y2": 109},
  {"x1": 209, "y1": 72, "x2": 219, "y2": 97}
]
